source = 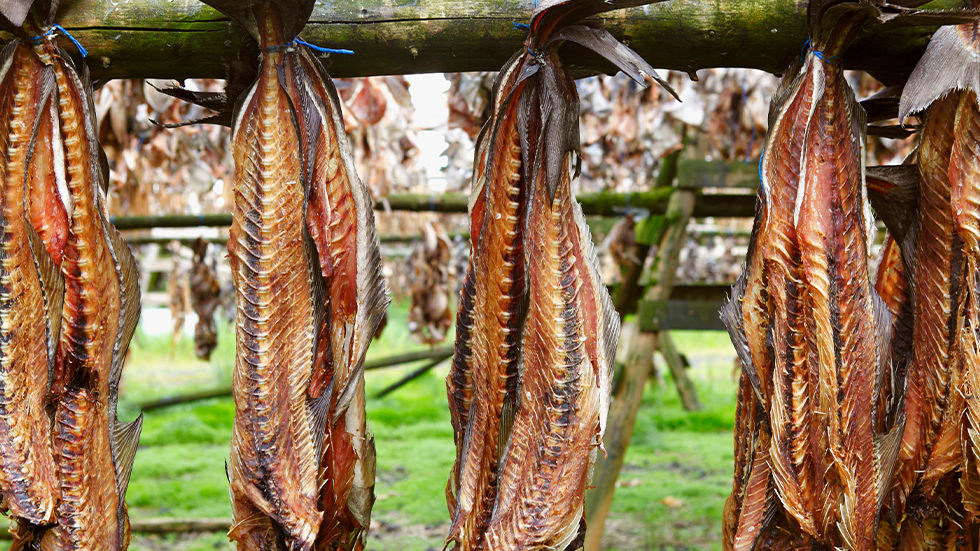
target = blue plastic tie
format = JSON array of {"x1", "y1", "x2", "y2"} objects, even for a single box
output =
[
  {"x1": 799, "y1": 38, "x2": 810, "y2": 62},
  {"x1": 513, "y1": 22, "x2": 530, "y2": 31},
  {"x1": 429, "y1": 194, "x2": 437, "y2": 212},
  {"x1": 296, "y1": 38, "x2": 353, "y2": 55},
  {"x1": 812, "y1": 49, "x2": 840, "y2": 65},
  {"x1": 28, "y1": 24, "x2": 88, "y2": 57},
  {"x1": 757, "y1": 149, "x2": 766, "y2": 203}
]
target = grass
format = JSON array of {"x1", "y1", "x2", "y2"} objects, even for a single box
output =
[{"x1": 117, "y1": 305, "x2": 738, "y2": 550}]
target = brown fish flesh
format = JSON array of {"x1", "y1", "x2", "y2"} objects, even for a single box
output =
[
  {"x1": 0, "y1": 39, "x2": 61, "y2": 528},
  {"x1": 224, "y1": 6, "x2": 321, "y2": 549},
  {"x1": 18, "y1": 22, "x2": 143, "y2": 551},
  {"x1": 445, "y1": 0, "x2": 673, "y2": 547}
]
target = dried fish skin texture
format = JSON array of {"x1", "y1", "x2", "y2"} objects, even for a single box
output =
[
  {"x1": 892, "y1": 94, "x2": 959, "y2": 516},
  {"x1": 26, "y1": 85, "x2": 69, "y2": 267},
  {"x1": 27, "y1": 32, "x2": 142, "y2": 550},
  {"x1": 446, "y1": 62, "x2": 532, "y2": 551},
  {"x1": 482, "y1": 155, "x2": 604, "y2": 551},
  {"x1": 0, "y1": 40, "x2": 60, "y2": 527},
  {"x1": 225, "y1": 5, "x2": 320, "y2": 549}
]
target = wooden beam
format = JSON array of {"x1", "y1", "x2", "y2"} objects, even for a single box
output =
[
  {"x1": 110, "y1": 186, "x2": 757, "y2": 230},
  {"x1": 5, "y1": 0, "x2": 966, "y2": 80},
  {"x1": 637, "y1": 299, "x2": 726, "y2": 331},
  {"x1": 0, "y1": 518, "x2": 234, "y2": 538}
]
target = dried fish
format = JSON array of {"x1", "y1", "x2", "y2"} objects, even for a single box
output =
[
  {"x1": 445, "y1": 1, "x2": 672, "y2": 548},
  {"x1": 720, "y1": 2, "x2": 980, "y2": 549},
  {"x1": 406, "y1": 222, "x2": 454, "y2": 345},
  {"x1": 189, "y1": 239, "x2": 221, "y2": 361},
  {"x1": 0, "y1": 9, "x2": 145, "y2": 550},
  {"x1": 161, "y1": 1, "x2": 388, "y2": 548},
  {"x1": 0, "y1": 37, "x2": 61, "y2": 530}
]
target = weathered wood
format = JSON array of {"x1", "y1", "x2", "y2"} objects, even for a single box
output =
[
  {"x1": 4, "y1": 0, "x2": 965, "y2": 80},
  {"x1": 586, "y1": 188, "x2": 697, "y2": 550},
  {"x1": 0, "y1": 518, "x2": 234, "y2": 538},
  {"x1": 657, "y1": 332, "x2": 703, "y2": 411},
  {"x1": 137, "y1": 346, "x2": 455, "y2": 410},
  {"x1": 677, "y1": 158, "x2": 759, "y2": 189},
  {"x1": 110, "y1": 188, "x2": 756, "y2": 231},
  {"x1": 613, "y1": 136, "x2": 684, "y2": 316},
  {"x1": 637, "y1": 299, "x2": 727, "y2": 331},
  {"x1": 373, "y1": 355, "x2": 449, "y2": 398}
]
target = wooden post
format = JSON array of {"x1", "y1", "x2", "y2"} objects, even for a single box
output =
[
  {"x1": 585, "y1": 188, "x2": 696, "y2": 551},
  {"x1": 658, "y1": 332, "x2": 702, "y2": 411}
]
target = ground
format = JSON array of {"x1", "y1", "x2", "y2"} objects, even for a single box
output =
[{"x1": 98, "y1": 304, "x2": 738, "y2": 551}]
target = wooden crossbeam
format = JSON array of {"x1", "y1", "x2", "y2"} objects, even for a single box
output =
[{"x1": 2, "y1": 0, "x2": 964, "y2": 80}]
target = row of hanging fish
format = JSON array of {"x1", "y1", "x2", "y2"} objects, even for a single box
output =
[
  {"x1": 444, "y1": 0, "x2": 675, "y2": 548},
  {"x1": 722, "y1": 0, "x2": 980, "y2": 549},
  {"x1": 0, "y1": 0, "x2": 143, "y2": 549},
  {"x1": 161, "y1": 0, "x2": 389, "y2": 549}
]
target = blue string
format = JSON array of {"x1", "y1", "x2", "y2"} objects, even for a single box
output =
[
  {"x1": 757, "y1": 149, "x2": 766, "y2": 203},
  {"x1": 295, "y1": 38, "x2": 353, "y2": 55},
  {"x1": 27, "y1": 24, "x2": 88, "y2": 57},
  {"x1": 429, "y1": 194, "x2": 436, "y2": 212},
  {"x1": 799, "y1": 37, "x2": 839, "y2": 66},
  {"x1": 624, "y1": 192, "x2": 630, "y2": 211},
  {"x1": 513, "y1": 22, "x2": 530, "y2": 31}
]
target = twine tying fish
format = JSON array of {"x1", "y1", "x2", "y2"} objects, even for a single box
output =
[
  {"x1": 263, "y1": 38, "x2": 354, "y2": 55},
  {"x1": 27, "y1": 24, "x2": 87, "y2": 57}
]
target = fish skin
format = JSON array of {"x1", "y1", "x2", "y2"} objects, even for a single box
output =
[
  {"x1": 26, "y1": 30, "x2": 141, "y2": 550},
  {"x1": 891, "y1": 94, "x2": 959, "y2": 520},
  {"x1": 225, "y1": 5, "x2": 321, "y2": 549},
  {"x1": 0, "y1": 39, "x2": 60, "y2": 528},
  {"x1": 950, "y1": 88, "x2": 980, "y2": 522},
  {"x1": 26, "y1": 83, "x2": 68, "y2": 267},
  {"x1": 287, "y1": 44, "x2": 387, "y2": 551}
]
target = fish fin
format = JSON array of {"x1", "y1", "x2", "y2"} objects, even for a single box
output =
[
  {"x1": 536, "y1": 60, "x2": 580, "y2": 203},
  {"x1": 721, "y1": 271, "x2": 765, "y2": 409},
  {"x1": 0, "y1": 0, "x2": 33, "y2": 28},
  {"x1": 866, "y1": 164, "x2": 919, "y2": 251},
  {"x1": 874, "y1": 418, "x2": 905, "y2": 512},
  {"x1": 26, "y1": 224, "x2": 63, "y2": 375},
  {"x1": 861, "y1": 84, "x2": 903, "y2": 123},
  {"x1": 546, "y1": 22, "x2": 677, "y2": 100},
  {"x1": 105, "y1": 225, "x2": 141, "y2": 400},
  {"x1": 307, "y1": 390, "x2": 331, "y2": 466},
  {"x1": 901, "y1": 25, "x2": 980, "y2": 120},
  {"x1": 111, "y1": 412, "x2": 144, "y2": 543}
]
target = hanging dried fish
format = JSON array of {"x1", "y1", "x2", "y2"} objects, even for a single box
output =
[
  {"x1": 406, "y1": 221, "x2": 453, "y2": 345},
  {"x1": 161, "y1": 1, "x2": 388, "y2": 548},
  {"x1": 721, "y1": 2, "x2": 979, "y2": 549},
  {"x1": 189, "y1": 238, "x2": 221, "y2": 361},
  {"x1": 0, "y1": 26, "x2": 62, "y2": 532},
  {"x1": 445, "y1": 1, "x2": 673, "y2": 548},
  {"x1": 894, "y1": 6, "x2": 980, "y2": 537},
  {"x1": 0, "y1": 4, "x2": 145, "y2": 549}
]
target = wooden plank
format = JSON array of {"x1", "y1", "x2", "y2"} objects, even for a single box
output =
[
  {"x1": 677, "y1": 158, "x2": 759, "y2": 189},
  {"x1": 637, "y1": 299, "x2": 726, "y2": 331},
  {"x1": 2, "y1": 0, "x2": 965, "y2": 80}
]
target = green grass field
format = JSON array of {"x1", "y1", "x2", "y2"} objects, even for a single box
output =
[{"x1": 118, "y1": 305, "x2": 738, "y2": 551}]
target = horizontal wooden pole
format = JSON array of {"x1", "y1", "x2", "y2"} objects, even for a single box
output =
[
  {"x1": 0, "y1": 518, "x2": 234, "y2": 538},
  {"x1": 111, "y1": 187, "x2": 755, "y2": 230},
  {"x1": 136, "y1": 346, "x2": 455, "y2": 411},
  {"x1": 2, "y1": 0, "x2": 965, "y2": 80},
  {"x1": 637, "y1": 299, "x2": 727, "y2": 331}
]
